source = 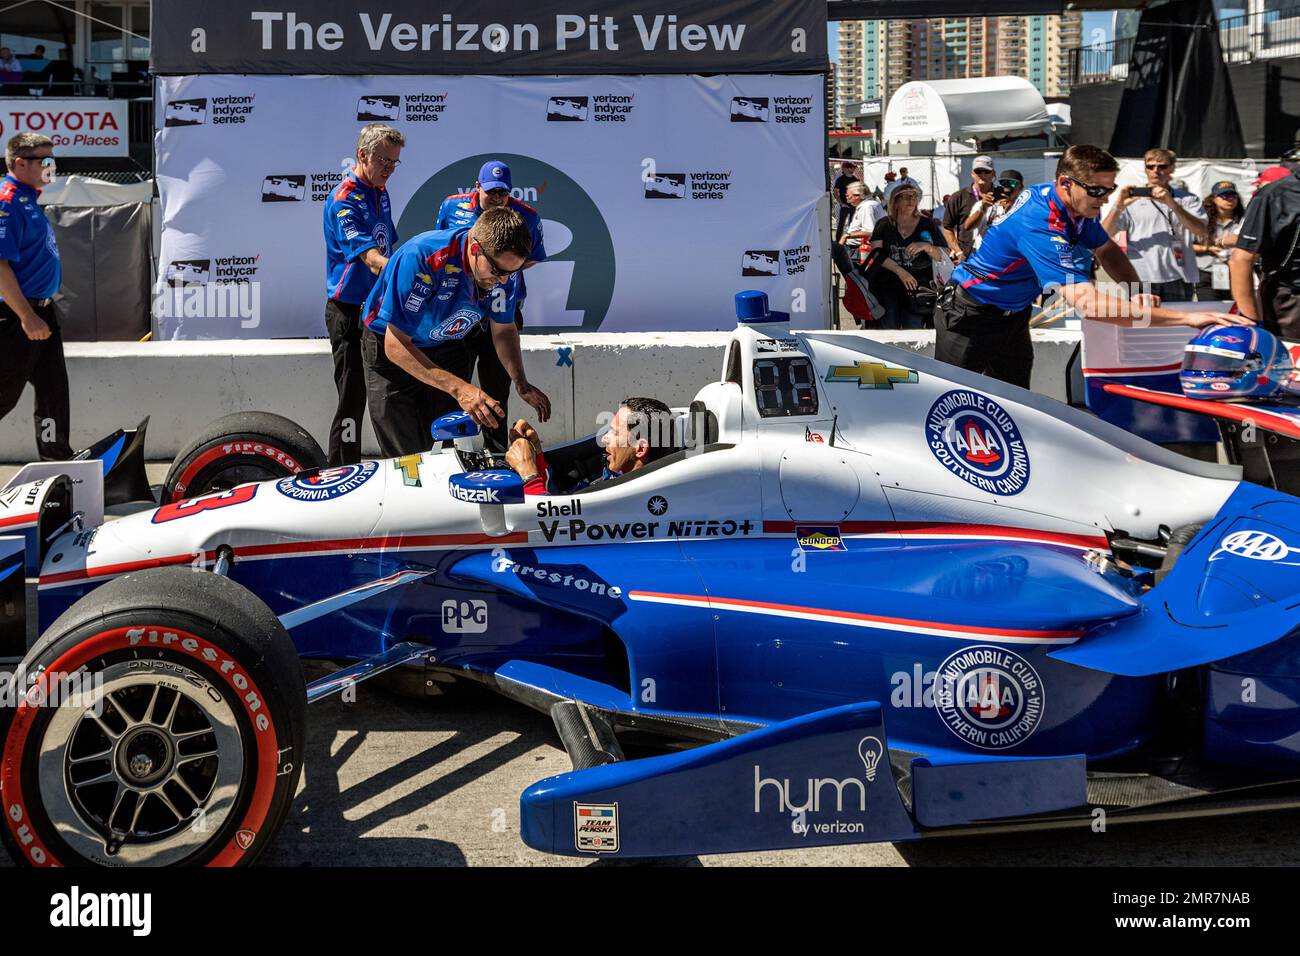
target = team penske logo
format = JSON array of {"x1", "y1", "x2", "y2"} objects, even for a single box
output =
[
  {"x1": 276, "y1": 461, "x2": 379, "y2": 501},
  {"x1": 925, "y1": 390, "x2": 1030, "y2": 496}
]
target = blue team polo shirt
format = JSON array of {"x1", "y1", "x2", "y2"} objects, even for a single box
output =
[
  {"x1": 362, "y1": 227, "x2": 520, "y2": 348},
  {"x1": 323, "y1": 173, "x2": 397, "y2": 305},
  {"x1": 0, "y1": 174, "x2": 61, "y2": 301},
  {"x1": 435, "y1": 191, "x2": 544, "y2": 302},
  {"x1": 951, "y1": 182, "x2": 1111, "y2": 312}
]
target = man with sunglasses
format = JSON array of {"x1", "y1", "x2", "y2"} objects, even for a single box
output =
[
  {"x1": 322, "y1": 124, "x2": 405, "y2": 466},
  {"x1": 434, "y1": 161, "x2": 546, "y2": 452},
  {"x1": 0, "y1": 132, "x2": 72, "y2": 460},
  {"x1": 360, "y1": 206, "x2": 551, "y2": 458},
  {"x1": 940, "y1": 144, "x2": 1247, "y2": 389},
  {"x1": 1102, "y1": 147, "x2": 1208, "y2": 303}
]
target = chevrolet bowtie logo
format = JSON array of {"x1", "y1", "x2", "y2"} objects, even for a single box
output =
[{"x1": 824, "y1": 362, "x2": 919, "y2": 389}]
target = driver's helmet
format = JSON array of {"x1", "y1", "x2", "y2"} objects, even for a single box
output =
[{"x1": 1181, "y1": 325, "x2": 1296, "y2": 400}]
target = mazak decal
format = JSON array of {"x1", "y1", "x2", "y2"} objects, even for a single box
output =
[
  {"x1": 575, "y1": 803, "x2": 618, "y2": 852},
  {"x1": 825, "y1": 361, "x2": 918, "y2": 390},
  {"x1": 277, "y1": 461, "x2": 379, "y2": 502},
  {"x1": 796, "y1": 526, "x2": 845, "y2": 552},
  {"x1": 925, "y1": 390, "x2": 1031, "y2": 496},
  {"x1": 934, "y1": 645, "x2": 1044, "y2": 751}
]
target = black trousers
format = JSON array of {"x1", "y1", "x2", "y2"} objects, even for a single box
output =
[
  {"x1": 0, "y1": 300, "x2": 73, "y2": 461},
  {"x1": 470, "y1": 302, "x2": 524, "y2": 453},
  {"x1": 934, "y1": 287, "x2": 1034, "y2": 389},
  {"x1": 362, "y1": 327, "x2": 476, "y2": 458},
  {"x1": 1259, "y1": 276, "x2": 1300, "y2": 342},
  {"x1": 324, "y1": 299, "x2": 367, "y2": 466}
]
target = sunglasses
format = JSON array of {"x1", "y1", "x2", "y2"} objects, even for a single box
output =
[
  {"x1": 475, "y1": 243, "x2": 522, "y2": 278},
  {"x1": 17, "y1": 154, "x2": 55, "y2": 167},
  {"x1": 1145, "y1": 163, "x2": 1172, "y2": 171},
  {"x1": 1064, "y1": 177, "x2": 1116, "y2": 198},
  {"x1": 994, "y1": 178, "x2": 1021, "y2": 190}
]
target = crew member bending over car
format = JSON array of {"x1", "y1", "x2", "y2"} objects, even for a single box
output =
[
  {"x1": 360, "y1": 207, "x2": 551, "y2": 458},
  {"x1": 435, "y1": 161, "x2": 546, "y2": 453},
  {"x1": 938, "y1": 144, "x2": 1251, "y2": 389},
  {"x1": 504, "y1": 396, "x2": 673, "y2": 495}
]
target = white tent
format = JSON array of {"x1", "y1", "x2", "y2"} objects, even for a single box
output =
[{"x1": 882, "y1": 77, "x2": 1051, "y2": 146}]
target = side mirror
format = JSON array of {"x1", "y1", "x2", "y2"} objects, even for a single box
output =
[
  {"x1": 448, "y1": 469, "x2": 524, "y2": 536},
  {"x1": 430, "y1": 411, "x2": 482, "y2": 454}
]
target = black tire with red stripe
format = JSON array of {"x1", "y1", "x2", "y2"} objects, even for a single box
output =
[
  {"x1": 162, "y1": 411, "x2": 326, "y2": 503},
  {"x1": 1, "y1": 568, "x2": 305, "y2": 867}
]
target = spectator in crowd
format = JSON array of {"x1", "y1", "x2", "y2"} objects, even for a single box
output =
[
  {"x1": 833, "y1": 182, "x2": 884, "y2": 327},
  {"x1": 22, "y1": 46, "x2": 49, "y2": 76},
  {"x1": 840, "y1": 182, "x2": 885, "y2": 267},
  {"x1": 1193, "y1": 181, "x2": 1243, "y2": 301},
  {"x1": 0, "y1": 48, "x2": 22, "y2": 84},
  {"x1": 1231, "y1": 152, "x2": 1300, "y2": 338},
  {"x1": 869, "y1": 184, "x2": 948, "y2": 330},
  {"x1": 832, "y1": 162, "x2": 858, "y2": 241},
  {"x1": 943, "y1": 156, "x2": 997, "y2": 264},
  {"x1": 962, "y1": 169, "x2": 1024, "y2": 254},
  {"x1": 933, "y1": 194, "x2": 949, "y2": 223},
  {"x1": 1252, "y1": 165, "x2": 1291, "y2": 196},
  {"x1": 1101, "y1": 147, "x2": 1208, "y2": 302}
]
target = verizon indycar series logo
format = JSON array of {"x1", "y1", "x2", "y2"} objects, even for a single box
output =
[
  {"x1": 164, "y1": 94, "x2": 255, "y2": 126},
  {"x1": 934, "y1": 645, "x2": 1044, "y2": 750},
  {"x1": 925, "y1": 390, "x2": 1030, "y2": 496},
  {"x1": 356, "y1": 93, "x2": 448, "y2": 122},
  {"x1": 547, "y1": 96, "x2": 589, "y2": 121},
  {"x1": 277, "y1": 461, "x2": 379, "y2": 501},
  {"x1": 261, "y1": 174, "x2": 306, "y2": 202},
  {"x1": 547, "y1": 94, "x2": 634, "y2": 122},
  {"x1": 730, "y1": 95, "x2": 813, "y2": 124},
  {"x1": 163, "y1": 259, "x2": 210, "y2": 286},
  {"x1": 644, "y1": 173, "x2": 686, "y2": 199},
  {"x1": 742, "y1": 246, "x2": 812, "y2": 277}
]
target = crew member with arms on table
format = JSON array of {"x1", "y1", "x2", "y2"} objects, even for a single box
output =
[
  {"x1": 504, "y1": 396, "x2": 673, "y2": 496},
  {"x1": 1230, "y1": 146, "x2": 1300, "y2": 338},
  {"x1": 938, "y1": 144, "x2": 1249, "y2": 389},
  {"x1": 322, "y1": 123, "x2": 405, "y2": 466},
  {"x1": 361, "y1": 206, "x2": 551, "y2": 457},
  {"x1": 0, "y1": 133, "x2": 72, "y2": 460},
  {"x1": 435, "y1": 160, "x2": 546, "y2": 452}
]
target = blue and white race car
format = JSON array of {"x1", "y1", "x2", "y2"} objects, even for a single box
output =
[{"x1": 3, "y1": 291, "x2": 1300, "y2": 866}]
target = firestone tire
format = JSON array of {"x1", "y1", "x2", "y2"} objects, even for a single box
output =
[
  {"x1": 0, "y1": 568, "x2": 306, "y2": 867},
  {"x1": 161, "y1": 411, "x2": 326, "y2": 503}
]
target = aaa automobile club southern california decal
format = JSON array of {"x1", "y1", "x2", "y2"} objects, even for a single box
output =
[
  {"x1": 925, "y1": 390, "x2": 1030, "y2": 496},
  {"x1": 277, "y1": 461, "x2": 379, "y2": 501}
]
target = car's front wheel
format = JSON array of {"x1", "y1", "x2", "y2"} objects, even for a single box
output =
[{"x1": 1, "y1": 568, "x2": 305, "y2": 866}]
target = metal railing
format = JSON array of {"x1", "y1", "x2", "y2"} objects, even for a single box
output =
[{"x1": 1070, "y1": 6, "x2": 1300, "y2": 87}]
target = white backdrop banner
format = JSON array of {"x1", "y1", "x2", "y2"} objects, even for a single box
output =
[{"x1": 154, "y1": 73, "x2": 826, "y2": 338}]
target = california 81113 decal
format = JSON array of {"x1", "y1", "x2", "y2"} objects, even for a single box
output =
[
  {"x1": 925, "y1": 390, "x2": 1030, "y2": 496},
  {"x1": 277, "y1": 461, "x2": 379, "y2": 501}
]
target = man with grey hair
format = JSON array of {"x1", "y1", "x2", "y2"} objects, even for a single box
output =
[
  {"x1": 0, "y1": 133, "x2": 71, "y2": 460},
  {"x1": 322, "y1": 123, "x2": 405, "y2": 465}
]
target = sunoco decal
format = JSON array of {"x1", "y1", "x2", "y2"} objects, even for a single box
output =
[
  {"x1": 277, "y1": 461, "x2": 379, "y2": 501},
  {"x1": 925, "y1": 390, "x2": 1030, "y2": 496},
  {"x1": 935, "y1": 645, "x2": 1043, "y2": 750},
  {"x1": 796, "y1": 526, "x2": 845, "y2": 552}
]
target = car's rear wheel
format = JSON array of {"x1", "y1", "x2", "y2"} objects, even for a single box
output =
[
  {"x1": 161, "y1": 411, "x2": 326, "y2": 503},
  {"x1": 0, "y1": 568, "x2": 305, "y2": 867}
]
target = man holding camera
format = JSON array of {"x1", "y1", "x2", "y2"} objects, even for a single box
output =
[
  {"x1": 961, "y1": 169, "x2": 1024, "y2": 253},
  {"x1": 1101, "y1": 147, "x2": 1208, "y2": 302},
  {"x1": 943, "y1": 156, "x2": 997, "y2": 264}
]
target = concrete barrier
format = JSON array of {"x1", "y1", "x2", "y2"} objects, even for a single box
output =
[{"x1": 0, "y1": 329, "x2": 1083, "y2": 461}]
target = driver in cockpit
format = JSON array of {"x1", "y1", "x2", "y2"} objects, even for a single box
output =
[{"x1": 504, "y1": 396, "x2": 673, "y2": 496}]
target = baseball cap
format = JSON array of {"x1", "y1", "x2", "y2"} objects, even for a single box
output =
[
  {"x1": 1210, "y1": 180, "x2": 1239, "y2": 197},
  {"x1": 478, "y1": 160, "x2": 512, "y2": 191},
  {"x1": 1254, "y1": 165, "x2": 1291, "y2": 187},
  {"x1": 972, "y1": 155, "x2": 995, "y2": 172},
  {"x1": 884, "y1": 171, "x2": 897, "y2": 181}
]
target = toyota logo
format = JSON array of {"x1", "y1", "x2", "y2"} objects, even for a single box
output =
[{"x1": 1212, "y1": 529, "x2": 1292, "y2": 562}]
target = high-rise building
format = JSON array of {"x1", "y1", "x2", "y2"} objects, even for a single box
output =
[
  {"x1": 827, "y1": 61, "x2": 838, "y2": 130},
  {"x1": 842, "y1": 12, "x2": 1084, "y2": 108}
]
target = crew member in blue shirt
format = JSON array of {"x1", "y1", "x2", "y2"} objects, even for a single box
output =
[
  {"x1": 434, "y1": 160, "x2": 546, "y2": 451},
  {"x1": 0, "y1": 133, "x2": 71, "y2": 460},
  {"x1": 322, "y1": 124, "x2": 404, "y2": 465},
  {"x1": 938, "y1": 144, "x2": 1248, "y2": 388},
  {"x1": 361, "y1": 206, "x2": 551, "y2": 457}
]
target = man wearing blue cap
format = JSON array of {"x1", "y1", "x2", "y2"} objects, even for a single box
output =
[{"x1": 435, "y1": 160, "x2": 546, "y2": 451}]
